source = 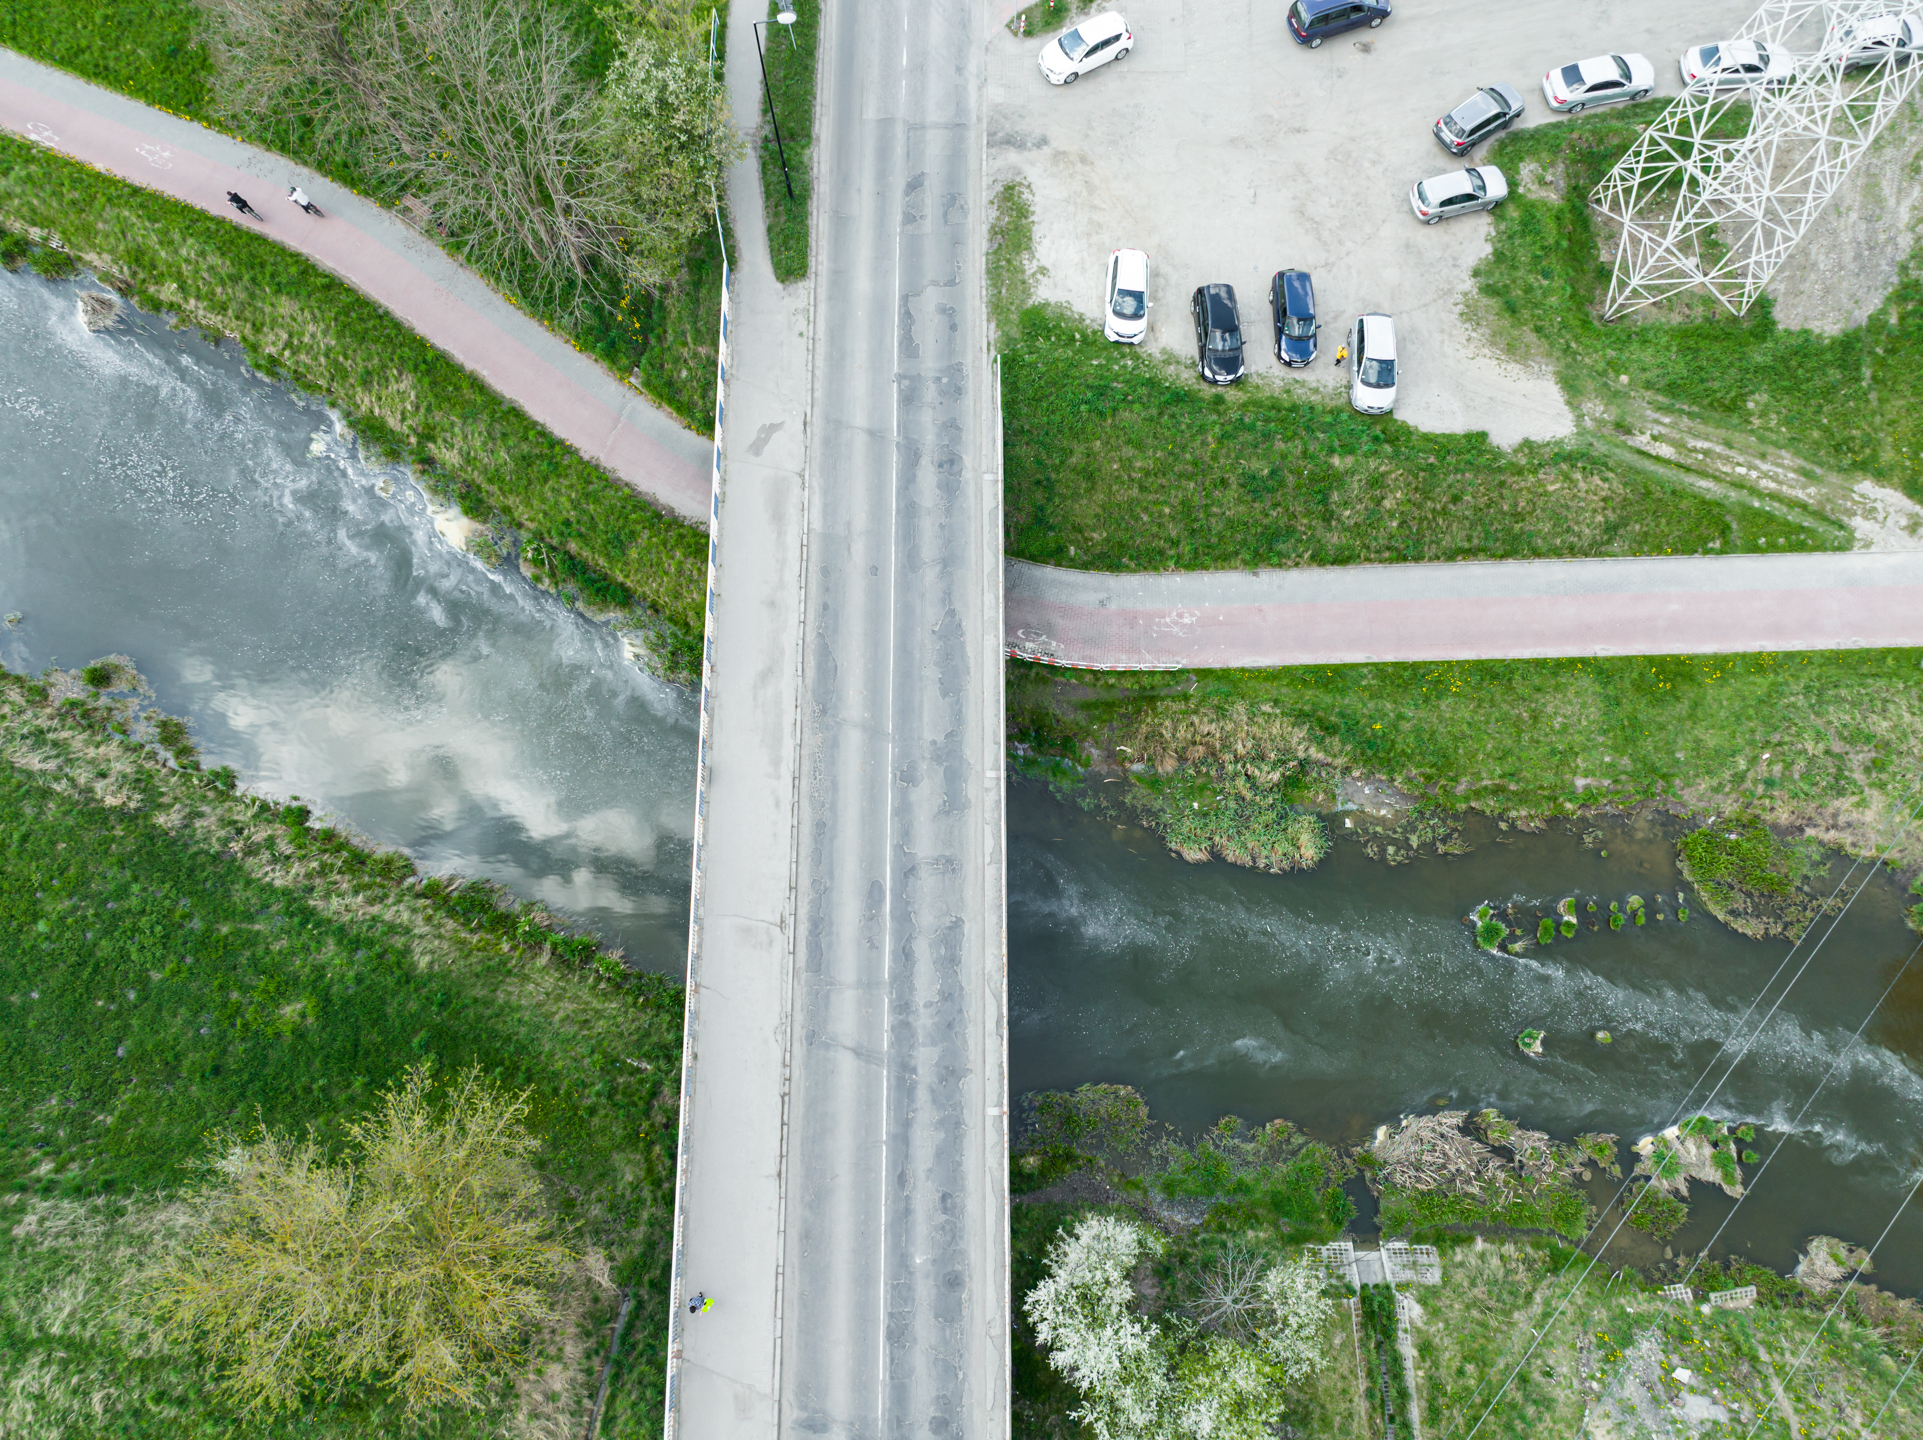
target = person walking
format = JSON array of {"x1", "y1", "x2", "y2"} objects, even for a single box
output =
[
  {"x1": 688, "y1": 1291, "x2": 714, "y2": 1314},
  {"x1": 1334, "y1": 341, "x2": 1348, "y2": 368},
  {"x1": 286, "y1": 185, "x2": 322, "y2": 217},
  {"x1": 226, "y1": 190, "x2": 262, "y2": 221}
]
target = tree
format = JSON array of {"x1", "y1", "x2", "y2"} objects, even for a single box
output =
[
  {"x1": 143, "y1": 1065, "x2": 576, "y2": 1416},
  {"x1": 1025, "y1": 1215, "x2": 1172, "y2": 1440},
  {"x1": 1254, "y1": 1257, "x2": 1334, "y2": 1385}
]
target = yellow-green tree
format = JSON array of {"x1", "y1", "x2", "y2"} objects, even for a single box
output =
[{"x1": 144, "y1": 1065, "x2": 575, "y2": 1416}]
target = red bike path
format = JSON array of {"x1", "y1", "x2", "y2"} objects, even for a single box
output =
[{"x1": 0, "y1": 48, "x2": 714, "y2": 526}]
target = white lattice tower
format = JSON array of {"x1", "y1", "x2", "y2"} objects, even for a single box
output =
[{"x1": 1595, "y1": 0, "x2": 1923, "y2": 318}]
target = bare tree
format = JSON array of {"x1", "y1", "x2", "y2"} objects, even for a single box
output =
[{"x1": 1190, "y1": 1243, "x2": 1269, "y2": 1343}]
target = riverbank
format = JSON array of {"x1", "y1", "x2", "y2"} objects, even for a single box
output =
[
  {"x1": 0, "y1": 150, "x2": 708, "y2": 677},
  {"x1": 1013, "y1": 1088, "x2": 1923, "y2": 1439},
  {"x1": 1008, "y1": 647, "x2": 1923, "y2": 927},
  {"x1": 0, "y1": 661, "x2": 683, "y2": 1436}
]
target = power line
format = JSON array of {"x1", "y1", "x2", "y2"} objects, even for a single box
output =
[{"x1": 1449, "y1": 787, "x2": 1923, "y2": 1440}]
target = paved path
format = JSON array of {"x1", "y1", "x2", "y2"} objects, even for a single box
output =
[
  {"x1": 1007, "y1": 553, "x2": 1923, "y2": 670},
  {"x1": 0, "y1": 48, "x2": 712, "y2": 524}
]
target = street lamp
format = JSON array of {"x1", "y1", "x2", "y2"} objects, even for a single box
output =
[{"x1": 753, "y1": 11, "x2": 800, "y2": 202}]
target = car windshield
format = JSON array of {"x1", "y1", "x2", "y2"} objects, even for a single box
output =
[
  {"x1": 1559, "y1": 62, "x2": 1583, "y2": 92},
  {"x1": 1207, "y1": 329, "x2": 1240, "y2": 353},
  {"x1": 1359, "y1": 356, "x2": 1395, "y2": 388},
  {"x1": 1059, "y1": 27, "x2": 1088, "y2": 60},
  {"x1": 1283, "y1": 314, "x2": 1315, "y2": 338},
  {"x1": 1904, "y1": 21, "x2": 1915, "y2": 46},
  {"x1": 1112, "y1": 288, "x2": 1145, "y2": 319},
  {"x1": 1468, "y1": 169, "x2": 1486, "y2": 198},
  {"x1": 1614, "y1": 54, "x2": 1633, "y2": 82}
]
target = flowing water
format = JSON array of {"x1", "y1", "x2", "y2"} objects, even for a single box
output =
[
  {"x1": 7, "y1": 264, "x2": 1921, "y2": 1290},
  {"x1": 0, "y1": 268, "x2": 697, "y2": 965}
]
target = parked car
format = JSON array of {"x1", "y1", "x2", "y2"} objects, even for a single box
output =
[
  {"x1": 1541, "y1": 53, "x2": 1655, "y2": 112},
  {"x1": 1434, "y1": 83, "x2": 1525, "y2": 155},
  {"x1": 1038, "y1": 11, "x2": 1132, "y2": 85},
  {"x1": 1104, "y1": 248, "x2": 1149, "y2": 344},
  {"x1": 1269, "y1": 270, "x2": 1318, "y2": 367},
  {"x1": 1831, "y1": 11, "x2": 1923, "y2": 68},
  {"x1": 1348, "y1": 313, "x2": 1396, "y2": 415},
  {"x1": 1679, "y1": 39, "x2": 1795, "y2": 89},
  {"x1": 1287, "y1": 0, "x2": 1391, "y2": 49},
  {"x1": 1191, "y1": 284, "x2": 1245, "y2": 385},
  {"x1": 1409, "y1": 165, "x2": 1508, "y2": 223}
]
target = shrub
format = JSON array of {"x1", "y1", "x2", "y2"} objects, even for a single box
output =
[
  {"x1": 1609, "y1": 911, "x2": 1625, "y2": 930},
  {"x1": 1559, "y1": 916, "x2": 1578, "y2": 938},
  {"x1": 79, "y1": 661, "x2": 117, "y2": 689},
  {"x1": 1625, "y1": 1182, "x2": 1688, "y2": 1241},
  {"x1": 1477, "y1": 916, "x2": 1508, "y2": 950},
  {"x1": 142, "y1": 1065, "x2": 576, "y2": 1416},
  {"x1": 1538, "y1": 917, "x2": 1555, "y2": 944},
  {"x1": 1742, "y1": 1149, "x2": 1759, "y2": 1164}
]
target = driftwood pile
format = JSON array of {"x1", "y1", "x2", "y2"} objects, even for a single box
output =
[{"x1": 1367, "y1": 1110, "x2": 1617, "y2": 1200}]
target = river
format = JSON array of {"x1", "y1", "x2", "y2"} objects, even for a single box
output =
[{"x1": 7, "y1": 265, "x2": 1921, "y2": 1291}]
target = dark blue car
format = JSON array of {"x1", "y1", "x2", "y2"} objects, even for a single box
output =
[
  {"x1": 1287, "y1": 0, "x2": 1391, "y2": 48},
  {"x1": 1269, "y1": 270, "x2": 1317, "y2": 367}
]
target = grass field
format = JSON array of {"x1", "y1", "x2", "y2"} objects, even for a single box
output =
[
  {"x1": 1009, "y1": 646, "x2": 1923, "y2": 871},
  {"x1": 0, "y1": 665, "x2": 683, "y2": 1437},
  {"x1": 0, "y1": 0, "x2": 726, "y2": 433},
  {"x1": 0, "y1": 140, "x2": 708, "y2": 678},
  {"x1": 998, "y1": 304, "x2": 1843, "y2": 572},
  {"x1": 1476, "y1": 102, "x2": 1923, "y2": 500},
  {"x1": 755, "y1": 0, "x2": 819, "y2": 283}
]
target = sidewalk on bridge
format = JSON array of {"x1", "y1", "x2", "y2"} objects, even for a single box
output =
[
  {"x1": 663, "y1": 0, "x2": 811, "y2": 1432},
  {"x1": 0, "y1": 47, "x2": 712, "y2": 524},
  {"x1": 1006, "y1": 551, "x2": 1923, "y2": 670}
]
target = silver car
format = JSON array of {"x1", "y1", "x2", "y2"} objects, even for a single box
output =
[
  {"x1": 1679, "y1": 40, "x2": 1795, "y2": 89},
  {"x1": 1409, "y1": 165, "x2": 1508, "y2": 224},
  {"x1": 1348, "y1": 313, "x2": 1396, "y2": 415},
  {"x1": 1831, "y1": 11, "x2": 1923, "y2": 67},
  {"x1": 1542, "y1": 53, "x2": 1655, "y2": 112}
]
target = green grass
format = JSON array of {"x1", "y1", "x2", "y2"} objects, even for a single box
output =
[
  {"x1": 1000, "y1": 306, "x2": 1841, "y2": 573},
  {"x1": 0, "y1": 668, "x2": 684, "y2": 1435},
  {"x1": 1476, "y1": 103, "x2": 1923, "y2": 498},
  {"x1": 2, "y1": 0, "x2": 726, "y2": 431},
  {"x1": 1376, "y1": 1185, "x2": 1589, "y2": 1243},
  {"x1": 755, "y1": 0, "x2": 818, "y2": 283},
  {"x1": 1009, "y1": 648, "x2": 1923, "y2": 870},
  {"x1": 0, "y1": 139, "x2": 708, "y2": 678}
]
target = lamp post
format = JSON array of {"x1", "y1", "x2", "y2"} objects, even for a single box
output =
[{"x1": 753, "y1": 10, "x2": 800, "y2": 202}]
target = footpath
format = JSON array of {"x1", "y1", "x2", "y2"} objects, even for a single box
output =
[
  {"x1": 1007, "y1": 551, "x2": 1923, "y2": 670},
  {"x1": 0, "y1": 47, "x2": 712, "y2": 524}
]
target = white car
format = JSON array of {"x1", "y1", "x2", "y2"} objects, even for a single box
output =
[
  {"x1": 1542, "y1": 53, "x2": 1655, "y2": 112},
  {"x1": 1103, "y1": 248, "x2": 1149, "y2": 343},
  {"x1": 1348, "y1": 313, "x2": 1396, "y2": 415},
  {"x1": 1831, "y1": 11, "x2": 1923, "y2": 67},
  {"x1": 1038, "y1": 11, "x2": 1132, "y2": 85},
  {"x1": 1409, "y1": 165, "x2": 1508, "y2": 224},
  {"x1": 1679, "y1": 39, "x2": 1795, "y2": 89}
]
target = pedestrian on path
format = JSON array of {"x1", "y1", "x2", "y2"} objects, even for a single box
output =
[
  {"x1": 1334, "y1": 342, "x2": 1348, "y2": 368},
  {"x1": 226, "y1": 190, "x2": 262, "y2": 221},
  {"x1": 688, "y1": 1291, "x2": 714, "y2": 1314},
  {"x1": 286, "y1": 185, "x2": 322, "y2": 217}
]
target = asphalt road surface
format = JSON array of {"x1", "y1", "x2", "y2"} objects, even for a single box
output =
[{"x1": 780, "y1": 0, "x2": 1008, "y2": 1429}]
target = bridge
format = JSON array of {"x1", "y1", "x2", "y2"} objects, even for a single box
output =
[{"x1": 663, "y1": 0, "x2": 1009, "y2": 1433}]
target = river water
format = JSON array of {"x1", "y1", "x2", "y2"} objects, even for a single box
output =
[
  {"x1": 0, "y1": 268, "x2": 697, "y2": 963},
  {"x1": 7, "y1": 266, "x2": 1921, "y2": 1290}
]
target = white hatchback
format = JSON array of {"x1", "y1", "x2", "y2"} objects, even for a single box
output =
[
  {"x1": 1349, "y1": 313, "x2": 1397, "y2": 415},
  {"x1": 1679, "y1": 39, "x2": 1795, "y2": 89},
  {"x1": 1103, "y1": 248, "x2": 1149, "y2": 343},
  {"x1": 1039, "y1": 11, "x2": 1133, "y2": 85}
]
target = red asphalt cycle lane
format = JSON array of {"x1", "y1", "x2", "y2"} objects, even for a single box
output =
[{"x1": 0, "y1": 49, "x2": 713, "y2": 525}]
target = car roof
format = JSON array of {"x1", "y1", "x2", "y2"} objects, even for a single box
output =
[
  {"x1": 1424, "y1": 170, "x2": 1477, "y2": 200},
  {"x1": 1843, "y1": 15, "x2": 1909, "y2": 39},
  {"x1": 1712, "y1": 39, "x2": 1766, "y2": 63},
  {"x1": 1112, "y1": 248, "x2": 1148, "y2": 286},
  {"x1": 1080, "y1": 10, "x2": 1128, "y2": 38},
  {"x1": 1358, "y1": 313, "x2": 1396, "y2": 359},
  {"x1": 1576, "y1": 55, "x2": 1623, "y2": 83},
  {"x1": 1281, "y1": 270, "x2": 1313, "y2": 314},
  {"x1": 1453, "y1": 91, "x2": 1501, "y2": 125},
  {"x1": 1296, "y1": 0, "x2": 1360, "y2": 15},
  {"x1": 1201, "y1": 284, "x2": 1238, "y2": 325},
  {"x1": 1489, "y1": 81, "x2": 1524, "y2": 108}
]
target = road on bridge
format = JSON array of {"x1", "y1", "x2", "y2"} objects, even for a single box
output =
[{"x1": 667, "y1": 0, "x2": 1008, "y2": 1432}]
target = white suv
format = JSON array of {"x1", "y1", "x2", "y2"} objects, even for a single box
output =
[
  {"x1": 1039, "y1": 11, "x2": 1132, "y2": 85},
  {"x1": 1103, "y1": 248, "x2": 1149, "y2": 343},
  {"x1": 1349, "y1": 314, "x2": 1397, "y2": 415}
]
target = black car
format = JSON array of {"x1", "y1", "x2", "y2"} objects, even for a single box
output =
[
  {"x1": 1269, "y1": 270, "x2": 1317, "y2": 367},
  {"x1": 1434, "y1": 83, "x2": 1526, "y2": 155},
  {"x1": 1287, "y1": 0, "x2": 1391, "y2": 48},
  {"x1": 1191, "y1": 284, "x2": 1245, "y2": 385}
]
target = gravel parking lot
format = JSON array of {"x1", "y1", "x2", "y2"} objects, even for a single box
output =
[{"x1": 987, "y1": 0, "x2": 1760, "y2": 445}]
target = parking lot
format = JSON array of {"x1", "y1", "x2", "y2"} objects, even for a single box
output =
[{"x1": 987, "y1": 0, "x2": 1762, "y2": 444}]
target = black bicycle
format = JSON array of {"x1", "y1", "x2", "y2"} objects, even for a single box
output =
[{"x1": 226, "y1": 190, "x2": 263, "y2": 221}]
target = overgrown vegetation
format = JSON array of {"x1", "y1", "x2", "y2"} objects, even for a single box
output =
[
  {"x1": 1008, "y1": 647, "x2": 1923, "y2": 875},
  {"x1": 4, "y1": 0, "x2": 733, "y2": 429},
  {"x1": 755, "y1": 0, "x2": 818, "y2": 282},
  {"x1": 1365, "y1": 1111, "x2": 1602, "y2": 1244},
  {"x1": 0, "y1": 154, "x2": 707, "y2": 678},
  {"x1": 1477, "y1": 102, "x2": 1923, "y2": 500},
  {"x1": 988, "y1": 179, "x2": 1042, "y2": 343},
  {"x1": 1677, "y1": 806, "x2": 1833, "y2": 938},
  {"x1": 0, "y1": 663, "x2": 684, "y2": 1435}
]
